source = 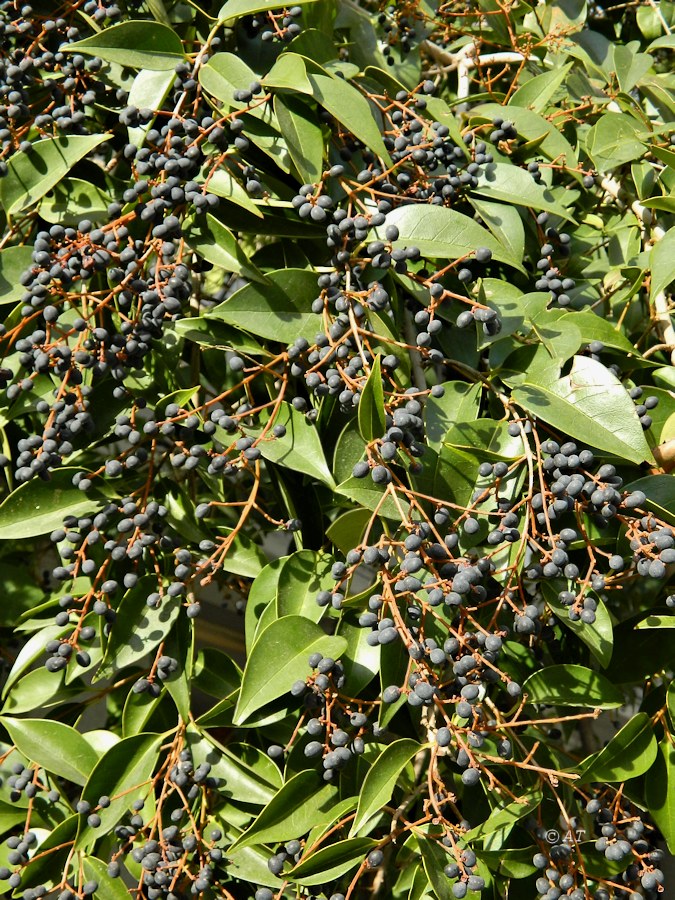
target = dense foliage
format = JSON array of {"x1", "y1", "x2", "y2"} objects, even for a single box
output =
[{"x1": 0, "y1": 0, "x2": 674, "y2": 898}]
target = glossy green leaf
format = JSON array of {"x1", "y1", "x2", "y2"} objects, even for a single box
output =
[
  {"x1": 335, "y1": 476, "x2": 411, "y2": 520},
  {"x1": 0, "y1": 245, "x2": 33, "y2": 306},
  {"x1": 636, "y1": 615, "x2": 675, "y2": 628},
  {"x1": 586, "y1": 112, "x2": 646, "y2": 171},
  {"x1": 444, "y1": 419, "x2": 523, "y2": 460},
  {"x1": 126, "y1": 68, "x2": 175, "y2": 145},
  {"x1": 326, "y1": 508, "x2": 372, "y2": 554},
  {"x1": 122, "y1": 690, "x2": 162, "y2": 738},
  {"x1": 2, "y1": 667, "x2": 80, "y2": 715},
  {"x1": 184, "y1": 213, "x2": 266, "y2": 282},
  {"x1": 624, "y1": 474, "x2": 675, "y2": 526},
  {"x1": 198, "y1": 164, "x2": 264, "y2": 217},
  {"x1": 308, "y1": 73, "x2": 391, "y2": 163},
  {"x1": 0, "y1": 469, "x2": 102, "y2": 540},
  {"x1": 476, "y1": 102, "x2": 578, "y2": 165},
  {"x1": 199, "y1": 52, "x2": 258, "y2": 106},
  {"x1": 234, "y1": 616, "x2": 347, "y2": 724},
  {"x1": 543, "y1": 584, "x2": 613, "y2": 667},
  {"x1": 419, "y1": 837, "x2": 453, "y2": 900},
  {"x1": 82, "y1": 857, "x2": 131, "y2": 900},
  {"x1": 231, "y1": 770, "x2": 339, "y2": 849},
  {"x1": 78, "y1": 733, "x2": 163, "y2": 845},
  {"x1": 580, "y1": 713, "x2": 657, "y2": 781},
  {"x1": 424, "y1": 381, "x2": 482, "y2": 450},
  {"x1": 650, "y1": 226, "x2": 675, "y2": 301},
  {"x1": 276, "y1": 550, "x2": 333, "y2": 619},
  {"x1": 207, "y1": 268, "x2": 322, "y2": 342},
  {"x1": 338, "y1": 614, "x2": 380, "y2": 695},
  {"x1": 288, "y1": 837, "x2": 376, "y2": 885},
  {"x1": 0, "y1": 134, "x2": 112, "y2": 217},
  {"x1": 351, "y1": 739, "x2": 420, "y2": 835},
  {"x1": 274, "y1": 94, "x2": 324, "y2": 183},
  {"x1": 243, "y1": 400, "x2": 335, "y2": 487},
  {"x1": 522, "y1": 664, "x2": 623, "y2": 708},
  {"x1": 512, "y1": 356, "x2": 654, "y2": 465},
  {"x1": 374, "y1": 203, "x2": 523, "y2": 270},
  {"x1": 39, "y1": 177, "x2": 112, "y2": 226},
  {"x1": 473, "y1": 162, "x2": 574, "y2": 220},
  {"x1": 187, "y1": 729, "x2": 281, "y2": 805},
  {"x1": 0, "y1": 716, "x2": 99, "y2": 786},
  {"x1": 219, "y1": 0, "x2": 318, "y2": 23},
  {"x1": 358, "y1": 355, "x2": 386, "y2": 442},
  {"x1": 509, "y1": 64, "x2": 573, "y2": 112},
  {"x1": 264, "y1": 53, "x2": 313, "y2": 93},
  {"x1": 64, "y1": 20, "x2": 184, "y2": 69},
  {"x1": 645, "y1": 738, "x2": 675, "y2": 852},
  {"x1": 464, "y1": 788, "x2": 543, "y2": 841},
  {"x1": 96, "y1": 580, "x2": 181, "y2": 679},
  {"x1": 469, "y1": 197, "x2": 525, "y2": 266}
]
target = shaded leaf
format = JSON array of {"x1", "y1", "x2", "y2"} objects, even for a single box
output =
[
  {"x1": 0, "y1": 245, "x2": 34, "y2": 306},
  {"x1": 424, "y1": 381, "x2": 482, "y2": 450},
  {"x1": 40, "y1": 177, "x2": 112, "y2": 226},
  {"x1": 645, "y1": 738, "x2": 675, "y2": 852},
  {"x1": 624, "y1": 474, "x2": 675, "y2": 526},
  {"x1": 276, "y1": 550, "x2": 333, "y2": 620}
]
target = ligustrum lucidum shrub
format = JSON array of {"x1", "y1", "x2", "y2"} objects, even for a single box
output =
[{"x1": 0, "y1": 0, "x2": 674, "y2": 897}]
